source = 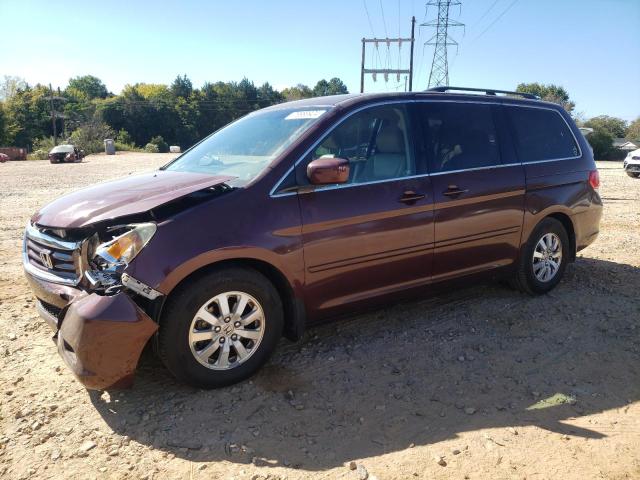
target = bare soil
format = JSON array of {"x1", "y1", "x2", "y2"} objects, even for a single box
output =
[{"x1": 1, "y1": 154, "x2": 639, "y2": 480}]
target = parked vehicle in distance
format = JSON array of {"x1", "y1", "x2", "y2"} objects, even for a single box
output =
[
  {"x1": 23, "y1": 87, "x2": 602, "y2": 390},
  {"x1": 623, "y1": 148, "x2": 640, "y2": 178},
  {"x1": 0, "y1": 152, "x2": 8, "y2": 163},
  {"x1": 0, "y1": 147, "x2": 27, "y2": 161},
  {"x1": 48, "y1": 144, "x2": 84, "y2": 164}
]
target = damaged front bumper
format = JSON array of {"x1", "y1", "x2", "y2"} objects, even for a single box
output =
[{"x1": 25, "y1": 271, "x2": 159, "y2": 390}]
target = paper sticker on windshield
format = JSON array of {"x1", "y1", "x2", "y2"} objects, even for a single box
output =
[{"x1": 285, "y1": 110, "x2": 326, "y2": 120}]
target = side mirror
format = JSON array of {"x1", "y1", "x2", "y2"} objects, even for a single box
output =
[{"x1": 307, "y1": 157, "x2": 350, "y2": 185}]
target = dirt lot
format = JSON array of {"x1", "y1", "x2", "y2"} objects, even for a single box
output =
[{"x1": 1, "y1": 153, "x2": 639, "y2": 480}]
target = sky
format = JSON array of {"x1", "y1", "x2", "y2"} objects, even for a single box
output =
[{"x1": 1, "y1": 0, "x2": 639, "y2": 120}]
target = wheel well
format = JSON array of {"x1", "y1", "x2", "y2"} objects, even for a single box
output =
[
  {"x1": 547, "y1": 212, "x2": 576, "y2": 261},
  {"x1": 163, "y1": 259, "x2": 304, "y2": 341}
]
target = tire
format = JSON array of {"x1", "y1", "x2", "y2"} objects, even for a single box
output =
[
  {"x1": 511, "y1": 217, "x2": 569, "y2": 295},
  {"x1": 626, "y1": 171, "x2": 640, "y2": 178},
  {"x1": 158, "y1": 267, "x2": 283, "y2": 388}
]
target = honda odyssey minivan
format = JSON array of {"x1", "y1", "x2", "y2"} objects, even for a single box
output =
[{"x1": 23, "y1": 87, "x2": 602, "y2": 389}]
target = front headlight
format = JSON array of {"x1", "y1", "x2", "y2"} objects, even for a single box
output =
[{"x1": 94, "y1": 223, "x2": 157, "y2": 267}]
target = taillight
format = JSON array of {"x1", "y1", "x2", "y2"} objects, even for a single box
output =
[{"x1": 589, "y1": 170, "x2": 600, "y2": 190}]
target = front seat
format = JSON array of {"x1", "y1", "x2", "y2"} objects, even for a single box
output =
[{"x1": 361, "y1": 123, "x2": 408, "y2": 182}]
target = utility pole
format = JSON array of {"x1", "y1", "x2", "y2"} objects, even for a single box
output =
[
  {"x1": 44, "y1": 84, "x2": 67, "y2": 146},
  {"x1": 422, "y1": 1, "x2": 464, "y2": 88},
  {"x1": 49, "y1": 84, "x2": 57, "y2": 145},
  {"x1": 360, "y1": 16, "x2": 416, "y2": 93},
  {"x1": 409, "y1": 15, "x2": 415, "y2": 91}
]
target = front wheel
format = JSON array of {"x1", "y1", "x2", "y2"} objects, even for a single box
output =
[
  {"x1": 158, "y1": 267, "x2": 283, "y2": 388},
  {"x1": 511, "y1": 218, "x2": 569, "y2": 295},
  {"x1": 626, "y1": 171, "x2": 640, "y2": 178}
]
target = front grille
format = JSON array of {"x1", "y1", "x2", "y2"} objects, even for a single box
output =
[
  {"x1": 38, "y1": 299, "x2": 62, "y2": 318},
  {"x1": 23, "y1": 224, "x2": 82, "y2": 285}
]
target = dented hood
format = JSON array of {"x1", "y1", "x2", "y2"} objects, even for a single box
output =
[{"x1": 32, "y1": 170, "x2": 235, "y2": 228}]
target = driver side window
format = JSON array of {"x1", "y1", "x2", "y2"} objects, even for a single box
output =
[{"x1": 308, "y1": 105, "x2": 415, "y2": 185}]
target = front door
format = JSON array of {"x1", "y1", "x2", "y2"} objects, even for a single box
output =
[
  {"x1": 296, "y1": 104, "x2": 435, "y2": 319},
  {"x1": 414, "y1": 101, "x2": 526, "y2": 281}
]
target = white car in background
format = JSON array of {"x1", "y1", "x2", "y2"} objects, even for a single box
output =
[{"x1": 623, "y1": 148, "x2": 640, "y2": 178}]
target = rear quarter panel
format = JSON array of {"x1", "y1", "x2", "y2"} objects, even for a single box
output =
[{"x1": 515, "y1": 105, "x2": 602, "y2": 253}]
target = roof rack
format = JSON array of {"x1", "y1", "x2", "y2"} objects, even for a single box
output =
[{"x1": 426, "y1": 86, "x2": 539, "y2": 100}]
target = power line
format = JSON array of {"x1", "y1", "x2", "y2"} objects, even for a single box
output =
[
  {"x1": 363, "y1": 0, "x2": 383, "y2": 73},
  {"x1": 379, "y1": 0, "x2": 389, "y2": 38},
  {"x1": 474, "y1": 0, "x2": 519, "y2": 40},
  {"x1": 363, "y1": 0, "x2": 377, "y2": 37},
  {"x1": 472, "y1": 0, "x2": 501, "y2": 30}
]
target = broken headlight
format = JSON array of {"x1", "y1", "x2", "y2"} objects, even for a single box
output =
[
  {"x1": 86, "y1": 223, "x2": 157, "y2": 292},
  {"x1": 93, "y1": 223, "x2": 157, "y2": 267}
]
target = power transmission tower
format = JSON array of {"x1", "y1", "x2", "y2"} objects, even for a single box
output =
[
  {"x1": 422, "y1": 1, "x2": 464, "y2": 88},
  {"x1": 360, "y1": 16, "x2": 416, "y2": 93}
]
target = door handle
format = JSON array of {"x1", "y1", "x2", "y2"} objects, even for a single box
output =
[
  {"x1": 443, "y1": 185, "x2": 469, "y2": 197},
  {"x1": 399, "y1": 191, "x2": 426, "y2": 204}
]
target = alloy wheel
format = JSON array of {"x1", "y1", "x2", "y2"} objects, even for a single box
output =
[
  {"x1": 188, "y1": 291, "x2": 265, "y2": 370},
  {"x1": 532, "y1": 233, "x2": 563, "y2": 282}
]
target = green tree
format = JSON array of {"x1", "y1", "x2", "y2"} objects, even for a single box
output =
[
  {"x1": 587, "y1": 130, "x2": 614, "y2": 159},
  {"x1": 69, "y1": 119, "x2": 115, "y2": 154},
  {"x1": 171, "y1": 74, "x2": 193, "y2": 99},
  {"x1": 281, "y1": 84, "x2": 313, "y2": 101},
  {"x1": 149, "y1": 135, "x2": 168, "y2": 152},
  {"x1": 2, "y1": 84, "x2": 52, "y2": 148},
  {"x1": 313, "y1": 77, "x2": 349, "y2": 96},
  {"x1": 1, "y1": 74, "x2": 352, "y2": 151},
  {"x1": 584, "y1": 115, "x2": 627, "y2": 139},
  {"x1": 116, "y1": 128, "x2": 133, "y2": 145},
  {"x1": 0, "y1": 75, "x2": 27, "y2": 100},
  {"x1": 67, "y1": 75, "x2": 108, "y2": 100},
  {"x1": 516, "y1": 83, "x2": 575, "y2": 112},
  {"x1": 257, "y1": 82, "x2": 283, "y2": 107},
  {"x1": 0, "y1": 103, "x2": 7, "y2": 145},
  {"x1": 626, "y1": 118, "x2": 640, "y2": 142}
]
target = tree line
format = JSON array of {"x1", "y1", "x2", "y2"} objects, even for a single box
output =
[
  {"x1": 0, "y1": 76, "x2": 637, "y2": 160},
  {"x1": 0, "y1": 75, "x2": 348, "y2": 156}
]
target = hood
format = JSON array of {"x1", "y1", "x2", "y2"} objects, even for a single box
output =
[{"x1": 32, "y1": 170, "x2": 235, "y2": 229}]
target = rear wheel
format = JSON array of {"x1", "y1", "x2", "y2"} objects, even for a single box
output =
[
  {"x1": 626, "y1": 171, "x2": 640, "y2": 178},
  {"x1": 511, "y1": 218, "x2": 569, "y2": 295},
  {"x1": 158, "y1": 267, "x2": 283, "y2": 388}
]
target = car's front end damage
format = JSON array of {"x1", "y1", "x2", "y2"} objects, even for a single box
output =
[
  {"x1": 22, "y1": 170, "x2": 237, "y2": 390},
  {"x1": 23, "y1": 221, "x2": 164, "y2": 389}
]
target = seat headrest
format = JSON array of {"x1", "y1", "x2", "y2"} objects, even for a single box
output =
[{"x1": 376, "y1": 125, "x2": 405, "y2": 154}]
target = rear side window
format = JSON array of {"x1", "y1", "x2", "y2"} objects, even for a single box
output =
[
  {"x1": 506, "y1": 106, "x2": 580, "y2": 162},
  {"x1": 416, "y1": 103, "x2": 501, "y2": 173}
]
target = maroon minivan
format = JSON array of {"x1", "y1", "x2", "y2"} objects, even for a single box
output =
[{"x1": 23, "y1": 87, "x2": 602, "y2": 389}]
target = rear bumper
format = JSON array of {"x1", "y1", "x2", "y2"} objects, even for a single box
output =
[
  {"x1": 25, "y1": 271, "x2": 158, "y2": 390},
  {"x1": 573, "y1": 194, "x2": 603, "y2": 252}
]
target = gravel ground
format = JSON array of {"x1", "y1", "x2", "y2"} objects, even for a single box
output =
[{"x1": 1, "y1": 153, "x2": 639, "y2": 480}]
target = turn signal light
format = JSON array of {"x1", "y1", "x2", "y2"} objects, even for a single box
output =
[{"x1": 588, "y1": 170, "x2": 600, "y2": 190}]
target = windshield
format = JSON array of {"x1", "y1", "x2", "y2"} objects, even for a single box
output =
[
  {"x1": 163, "y1": 107, "x2": 329, "y2": 185},
  {"x1": 50, "y1": 145, "x2": 74, "y2": 154}
]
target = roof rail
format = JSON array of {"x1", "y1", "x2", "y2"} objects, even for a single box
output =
[{"x1": 426, "y1": 86, "x2": 539, "y2": 100}]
